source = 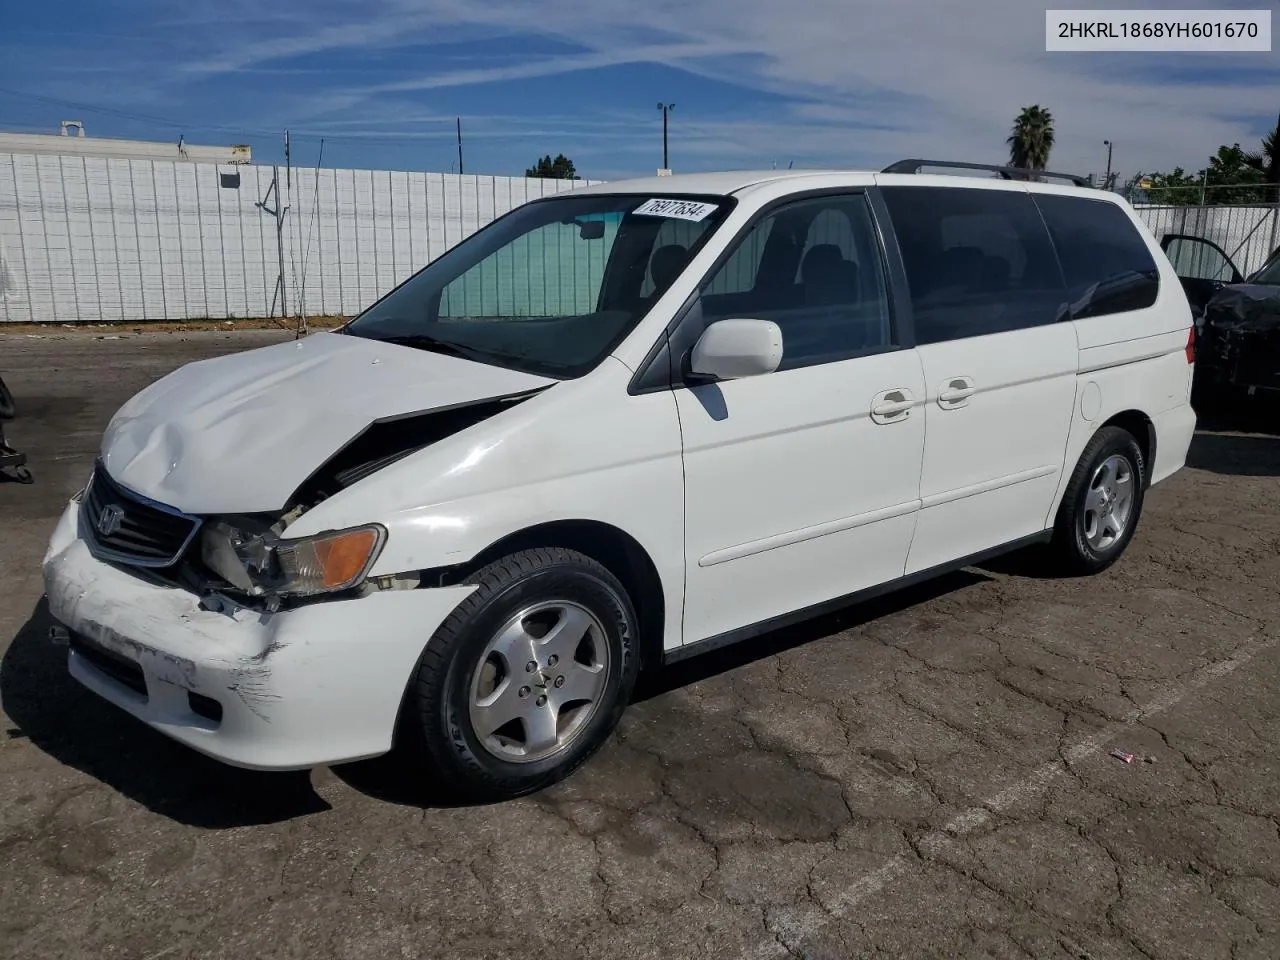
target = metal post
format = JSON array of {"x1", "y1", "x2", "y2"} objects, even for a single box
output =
[
  {"x1": 456, "y1": 118, "x2": 464, "y2": 176},
  {"x1": 273, "y1": 167, "x2": 288, "y2": 319},
  {"x1": 657, "y1": 103, "x2": 675, "y2": 171},
  {"x1": 1200, "y1": 170, "x2": 1208, "y2": 206},
  {"x1": 1103, "y1": 140, "x2": 1112, "y2": 191},
  {"x1": 1268, "y1": 206, "x2": 1279, "y2": 269}
]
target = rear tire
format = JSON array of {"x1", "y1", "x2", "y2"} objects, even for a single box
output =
[
  {"x1": 406, "y1": 547, "x2": 639, "y2": 802},
  {"x1": 1048, "y1": 426, "x2": 1146, "y2": 576}
]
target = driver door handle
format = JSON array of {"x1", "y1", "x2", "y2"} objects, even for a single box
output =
[{"x1": 871, "y1": 388, "x2": 914, "y2": 424}]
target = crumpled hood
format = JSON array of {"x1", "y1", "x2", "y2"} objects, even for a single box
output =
[
  {"x1": 1204, "y1": 284, "x2": 1280, "y2": 333},
  {"x1": 100, "y1": 332, "x2": 555, "y2": 514}
]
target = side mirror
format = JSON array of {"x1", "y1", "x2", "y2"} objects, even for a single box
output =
[{"x1": 689, "y1": 318, "x2": 783, "y2": 380}]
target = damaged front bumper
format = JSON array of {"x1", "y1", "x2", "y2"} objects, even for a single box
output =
[{"x1": 42, "y1": 499, "x2": 476, "y2": 771}]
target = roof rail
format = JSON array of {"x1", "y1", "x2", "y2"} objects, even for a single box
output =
[{"x1": 881, "y1": 159, "x2": 1092, "y2": 189}]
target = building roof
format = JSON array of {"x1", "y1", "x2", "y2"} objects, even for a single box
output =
[{"x1": 0, "y1": 130, "x2": 251, "y2": 164}]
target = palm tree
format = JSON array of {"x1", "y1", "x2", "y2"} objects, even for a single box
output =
[
  {"x1": 1244, "y1": 112, "x2": 1279, "y2": 203},
  {"x1": 1007, "y1": 105, "x2": 1055, "y2": 178}
]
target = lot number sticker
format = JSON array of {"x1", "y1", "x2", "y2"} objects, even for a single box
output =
[{"x1": 632, "y1": 198, "x2": 720, "y2": 222}]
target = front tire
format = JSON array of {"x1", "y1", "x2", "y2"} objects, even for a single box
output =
[
  {"x1": 1049, "y1": 426, "x2": 1147, "y2": 576},
  {"x1": 407, "y1": 547, "x2": 639, "y2": 802}
]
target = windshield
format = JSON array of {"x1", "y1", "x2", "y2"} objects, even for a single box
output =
[
  {"x1": 342, "y1": 192, "x2": 735, "y2": 377},
  {"x1": 1252, "y1": 250, "x2": 1280, "y2": 284}
]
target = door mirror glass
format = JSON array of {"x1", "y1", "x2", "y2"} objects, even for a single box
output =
[{"x1": 689, "y1": 318, "x2": 784, "y2": 380}]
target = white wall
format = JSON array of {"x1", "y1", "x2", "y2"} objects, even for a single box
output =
[{"x1": 0, "y1": 152, "x2": 599, "y2": 323}]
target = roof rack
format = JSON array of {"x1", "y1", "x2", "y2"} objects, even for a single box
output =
[{"x1": 881, "y1": 159, "x2": 1092, "y2": 189}]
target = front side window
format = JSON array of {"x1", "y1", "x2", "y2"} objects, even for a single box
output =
[
  {"x1": 1035, "y1": 195, "x2": 1159, "y2": 319},
  {"x1": 880, "y1": 186, "x2": 1066, "y2": 345},
  {"x1": 345, "y1": 193, "x2": 734, "y2": 378},
  {"x1": 698, "y1": 193, "x2": 893, "y2": 370}
]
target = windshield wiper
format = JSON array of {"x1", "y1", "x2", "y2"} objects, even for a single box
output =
[{"x1": 377, "y1": 334, "x2": 497, "y2": 363}]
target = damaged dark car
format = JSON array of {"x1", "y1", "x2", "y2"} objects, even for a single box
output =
[{"x1": 1161, "y1": 233, "x2": 1280, "y2": 403}]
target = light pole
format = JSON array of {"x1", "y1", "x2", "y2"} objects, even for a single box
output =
[
  {"x1": 1103, "y1": 140, "x2": 1113, "y2": 190},
  {"x1": 657, "y1": 102, "x2": 675, "y2": 171}
]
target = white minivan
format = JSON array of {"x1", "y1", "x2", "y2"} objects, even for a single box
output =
[{"x1": 43, "y1": 162, "x2": 1198, "y2": 800}]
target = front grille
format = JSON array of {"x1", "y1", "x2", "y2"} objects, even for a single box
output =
[{"x1": 82, "y1": 463, "x2": 201, "y2": 568}]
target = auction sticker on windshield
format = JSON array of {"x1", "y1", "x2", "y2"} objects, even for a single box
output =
[{"x1": 632, "y1": 198, "x2": 720, "y2": 221}]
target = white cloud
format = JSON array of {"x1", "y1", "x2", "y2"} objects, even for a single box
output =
[{"x1": 8, "y1": 0, "x2": 1277, "y2": 179}]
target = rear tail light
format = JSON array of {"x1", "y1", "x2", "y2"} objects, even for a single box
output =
[{"x1": 1185, "y1": 325, "x2": 1196, "y2": 364}]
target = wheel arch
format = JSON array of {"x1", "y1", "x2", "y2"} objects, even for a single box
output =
[
  {"x1": 1046, "y1": 406, "x2": 1157, "y2": 531},
  {"x1": 1099, "y1": 409, "x2": 1156, "y2": 488},
  {"x1": 459, "y1": 519, "x2": 668, "y2": 673}
]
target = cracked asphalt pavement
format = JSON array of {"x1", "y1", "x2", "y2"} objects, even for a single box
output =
[{"x1": 2, "y1": 330, "x2": 1279, "y2": 960}]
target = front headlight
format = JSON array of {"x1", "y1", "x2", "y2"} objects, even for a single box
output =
[
  {"x1": 275, "y1": 525, "x2": 387, "y2": 597},
  {"x1": 200, "y1": 521, "x2": 387, "y2": 599}
]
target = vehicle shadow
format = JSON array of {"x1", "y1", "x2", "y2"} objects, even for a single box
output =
[
  {"x1": 1185, "y1": 430, "x2": 1280, "y2": 477},
  {"x1": 331, "y1": 568, "x2": 992, "y2": 809},
  {"x1": 1193, "y1": 391, "x2": 1280, "y2": 438},
  {"x1": 1, "y1": 599, "x2": 331, "y2": 828}
]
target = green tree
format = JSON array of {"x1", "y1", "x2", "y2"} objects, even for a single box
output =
[
  {"x1": 1136, "y1": 167, "x2": 1203, "y2": 205},
  {"x1": 525, "y1": 154, "x2": 579, "y2": 179},
  {"x1": 1202, "y1": 144, "x2": 1265, "y2": 203},
  {"x1": 1244, "y1": 112, "x2": 1280, "y2": 203},
  {"x1": 1139, "y1": 146, "x2": 1267, "y2": 206},
  {"x1": 1006, "y1": 105, "x2": 1055, "y2": 176}
]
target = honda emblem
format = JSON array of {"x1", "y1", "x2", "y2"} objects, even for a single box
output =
[{"x1": 96, "y1": 504, "x2": 125, "y2": 537}]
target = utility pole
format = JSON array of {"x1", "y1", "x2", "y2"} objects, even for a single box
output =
[
  {"x1": 657, "y1": 102, "x2": 674, "y2": 172},
  {"x1": 1103, "y1": 140, "x2": 1113, "y2": 191},
  {"x1": 456, "y1": 118, "x2": 464, "y2": 175}
]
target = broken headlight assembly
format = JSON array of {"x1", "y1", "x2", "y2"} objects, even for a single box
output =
[{"x1": 200, "y1": 519, "x2": 387, "y2": 603}]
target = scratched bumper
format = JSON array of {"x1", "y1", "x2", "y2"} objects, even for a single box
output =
[{"x1": 41, "y1": 499, "x2": 476, "y2": 771}]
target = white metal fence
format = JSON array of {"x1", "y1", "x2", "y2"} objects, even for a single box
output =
[
  {"x1": 1132, "y1": 203, "x2": 1279, "y2": 277},
  {"x1": 3, "y1": 152, "x2": 1278, "y2": 325},
  {"x1": 0, "y1": 152, "x2": 600, "y2": 323}
]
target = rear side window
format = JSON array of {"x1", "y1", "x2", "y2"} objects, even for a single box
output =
[
  {"x1": 879, "y1": 186, "x2": 1066, "y2": 345},
  {"x1": 1033, "y1": 195, "x2": 1159, "y2": 319}
]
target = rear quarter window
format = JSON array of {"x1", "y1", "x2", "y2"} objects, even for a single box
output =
[{"x1": 1032, "y1": 194, "x2": 1159, "y2": 320}]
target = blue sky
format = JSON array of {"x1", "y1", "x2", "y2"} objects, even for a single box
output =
[{"x1": 1, "y1": 0, "x2": 1276, "y2": 182}]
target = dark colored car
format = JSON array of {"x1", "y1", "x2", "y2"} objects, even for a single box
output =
[{"x1": 1161, "y1": 234, "x2": 1280, "y2": 402}]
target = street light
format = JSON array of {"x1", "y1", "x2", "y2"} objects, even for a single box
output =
[
  {"x1": 1103, "y1": 140, "x2": 1113, "y2": 190},
  {"x1": 657, "y1": 102, "x2": 675, "y2": 171}
]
